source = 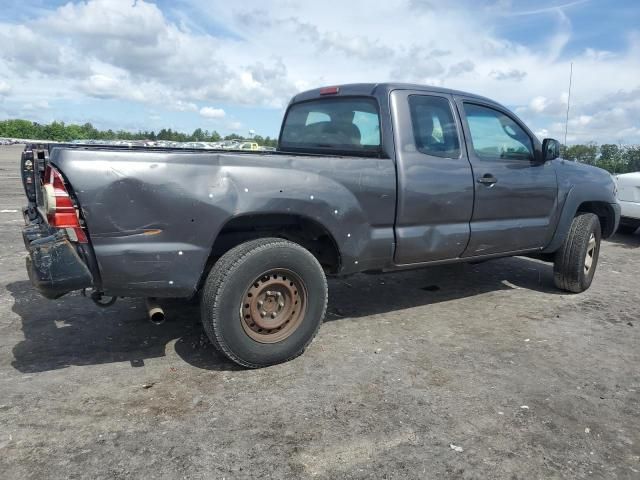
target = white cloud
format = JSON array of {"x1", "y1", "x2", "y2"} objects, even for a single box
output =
[
  {"x1": 0, "y1": 0, "x2": 638, "y2": 142},
  {"x1": 584, "y1": 48, "x2": 614, "y2": 61},
  {"x1": 81, "y1": 74, "x2": 126, "y2": 98},
  {"x1": 390, "y1": 46, "x2": 445, "y2": 82},
  {"x1": 199, "y1": 106, "x2": 226, "y2": 118},
  {"x1": 526, "y1": 94, "x2": 569, "y2": 117},
  {"x1": 447, "y1": 60, "x2": 475, "y2": 78},
  {"x1": 489, "y1": 69, "x2": 527, "y2": 81},
  {"x1": 529, "y1": 96, "x2": 548, "y2": 113},
  {"x1": 0, "y1": 80, "x2": 10, "y2": 96},
  {"x1": 227, "y1": 121, "x2": 243, "y2": 131},
  {"x1": 23, "y1": 100, "x2": 50, "y2": 110},
  {"x1": 173, "y1": 101, "x2": 198, "y2": 112},
  {"x1": 534, "y1": 128, "x2": 549, "y2": 140}
]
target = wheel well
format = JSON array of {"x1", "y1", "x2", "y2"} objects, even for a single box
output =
[
  {"x1": 577, "y1": 201, "x2": 616, "y2": 238},
  {"x1": 200, "y1": 214, "x2": 341, "y2": 287}
]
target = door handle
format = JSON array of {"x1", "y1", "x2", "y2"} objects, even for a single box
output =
[{"x1": 477, "y1": 174, "x2": 497, "y2": 186}]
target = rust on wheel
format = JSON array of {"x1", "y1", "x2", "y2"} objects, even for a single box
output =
[{"x1": 240, "y1": 269, "x2": 307, "y2": 343}]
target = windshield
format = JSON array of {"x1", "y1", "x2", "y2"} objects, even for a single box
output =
[{"x1": 279, "y1": 97, "x2": 381, "y2": 155}]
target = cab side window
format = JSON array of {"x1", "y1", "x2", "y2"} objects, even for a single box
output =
[
  {"x1": 463, "y1": 103, "x2": 533, "y2": 161},
  {"x1": 409, "y1": 95, "x2": 460, "y2": 158}
]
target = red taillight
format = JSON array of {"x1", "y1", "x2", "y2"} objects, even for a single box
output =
[
  {"x1": 43, "y1": 166, "x2": 88, "y2": 243},
  {"x1": 319, "y1": 86, "x2": 340, "y2": 95}
]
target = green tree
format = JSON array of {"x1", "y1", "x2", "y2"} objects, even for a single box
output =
[
  {"x1": 81, "y1": 122, "x2": 99, "y2": 139},
  {"x1": 191, "y1": 128, "x2": 205, "y2": 141},
  {"x1": 157, "y1": 128, "x2": 171, "y2": 140},
  {"x1": 65, "y1": 124, "x2": 87, "y2": 140},
  {"x1": 263, "y1": 136, "x2": 277, "y2": 147},
  {"x1": 599, "y1": 144, "x2": 626, "y2": 173},
  {"x1": 562, "y1": 143, "x2": 597, "y2": 164},
  {"x1": 224, "y1": 133, "x2": 243, "y2": 140},
  {"x1": 0, "y1": 119, "x2": 36, "y2": 138},
  {"x1": 43, "y1": 121, "x2": 67, "y2": 141},
  {"x1": 624, "y1": 146, "x2": 640, "y2": 173}
]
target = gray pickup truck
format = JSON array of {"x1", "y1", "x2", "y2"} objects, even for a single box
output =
[{"x1": 20, "y1": 83, "x2": 620, "y2": 367}]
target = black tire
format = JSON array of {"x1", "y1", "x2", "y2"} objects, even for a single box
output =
[
  {"x1": 617, "y1": 224, "x2": 639, "y2": 235},
  {"x1": 553, "y1": 213, "x2": 601, "y2": 293},
  {"x1": 201, "y1": 238, "x2": 327, "y2": 368}
]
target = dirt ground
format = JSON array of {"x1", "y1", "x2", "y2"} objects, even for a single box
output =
[{"x1": 0, "y1": 144, "x2": 638, "y2": 479}]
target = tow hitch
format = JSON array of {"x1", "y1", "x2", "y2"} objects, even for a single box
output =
[{"x1": 82, "y1": 289, "x2": 117, "y2": 307}]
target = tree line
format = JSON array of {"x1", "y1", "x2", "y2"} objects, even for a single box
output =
[
  {"x1": 561, "y1": 144, "x2": 640, "y2": 174},
  {"x1": 0, "y1": 119, "x2": 278, "y2": 147}
]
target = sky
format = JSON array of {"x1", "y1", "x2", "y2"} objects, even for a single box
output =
[{"x1": 0, "y1": 0, "x2": 639, "y2": 143}]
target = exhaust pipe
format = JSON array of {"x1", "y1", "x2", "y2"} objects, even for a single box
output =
[{"x1": 146, "y1": 298, "x2": 165, "y2": 325}]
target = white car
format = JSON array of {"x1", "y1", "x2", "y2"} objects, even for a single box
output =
[{"x1": 616, "y1": 172, "x2": 640, "y2": 234}]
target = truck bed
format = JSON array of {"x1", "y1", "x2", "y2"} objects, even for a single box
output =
[{"x1": 22, "y1": 143, "x2": 397, "y2": 298}]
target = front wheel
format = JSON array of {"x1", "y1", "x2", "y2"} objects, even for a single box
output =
[
  {"x1": 201, "y1": 238, "x2": 328, "y2": 368},
  {"x1": 553, "y1": 213, "x2": 601, "y2": 293}
]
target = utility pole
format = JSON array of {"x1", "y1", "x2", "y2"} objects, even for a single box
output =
[{"x1": 564, "y1": 62, "x2": 573, "y2": 147}]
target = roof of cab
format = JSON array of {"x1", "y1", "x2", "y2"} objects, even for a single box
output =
[{"x1": 290, "y1": 82, "x2": 496, "y2": 105}]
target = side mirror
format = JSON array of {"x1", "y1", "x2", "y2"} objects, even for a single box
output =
[{"x1": 541, "y1": 138, "x2": 560, "y2": 162}]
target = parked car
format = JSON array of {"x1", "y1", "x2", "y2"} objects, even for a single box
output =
[
  {"x1": 615, "y1": 172, "x2": 640, "y2": 234},
  {"x1": 239, "y1": 142, "x2": 260, "y2": 151},
  {"x1": 219, "y1": 140, "x2": 242, "y2": 149},
  {"x1": 19, "y1": 83, "x2": 620, "y2": 368}
]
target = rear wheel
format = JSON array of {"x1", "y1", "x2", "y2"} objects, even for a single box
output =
[
  {"x1": 553, "y1": 213, "x2": 601, "y2": 293},
  {"x1": 201, "y1": 238, "x2": 327, "y2": 368}
]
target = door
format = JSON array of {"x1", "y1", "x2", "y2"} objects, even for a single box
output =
[
  {"x1": 392, "y1": 90, "x2": 475, "y2": 265},
  {"x1": 456, "y1": 98, "x2": 559, "y2": 256}
]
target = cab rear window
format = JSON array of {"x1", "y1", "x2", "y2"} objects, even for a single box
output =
[{"x1": 279, "y1": 97, "x2": 381, "y2": 155}]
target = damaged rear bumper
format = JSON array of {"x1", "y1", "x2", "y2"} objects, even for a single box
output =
[{"x1": 22, "y1": 209, "x2": 94, "y2": 299}]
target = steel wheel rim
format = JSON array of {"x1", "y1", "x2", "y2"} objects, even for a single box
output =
[
  {"x1": 584, "y1": 233, "x2": 596, "y2": 273},
  {"x1": 240, "y1": 269, "x2": 307, "y2": 343}
]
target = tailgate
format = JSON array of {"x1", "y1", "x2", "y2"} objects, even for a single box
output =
[
  {"x1": 20, "y1": 143, "x2": 48, "y2": 217},
  {"x1": 20, "y1": 143, "x2": 97, "y2": 298}
]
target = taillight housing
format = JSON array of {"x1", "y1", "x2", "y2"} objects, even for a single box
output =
[{"x1": 42, "y1": 165, "x2": 88, "y2": 243}]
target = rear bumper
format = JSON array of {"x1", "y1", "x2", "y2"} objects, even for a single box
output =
[{"x1": 22, "y1": 209, "x2": 93, "y2": 299}]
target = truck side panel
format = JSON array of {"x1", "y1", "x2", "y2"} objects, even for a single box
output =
[
  {"x1": 543, "y1": 160, "x2": 619, "y2": 252},
  {"x1": 49, "y1": 148, "x2": 396, "y2": 297}
]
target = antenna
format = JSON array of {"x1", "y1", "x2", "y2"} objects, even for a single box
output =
[{"x1": 564, "y1": 62, "x2": 573, "y2": 147}]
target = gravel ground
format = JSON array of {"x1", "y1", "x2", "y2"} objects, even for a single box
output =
[{"x1": 0, "y1": 144, "x2": 639, "y2": 479}]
